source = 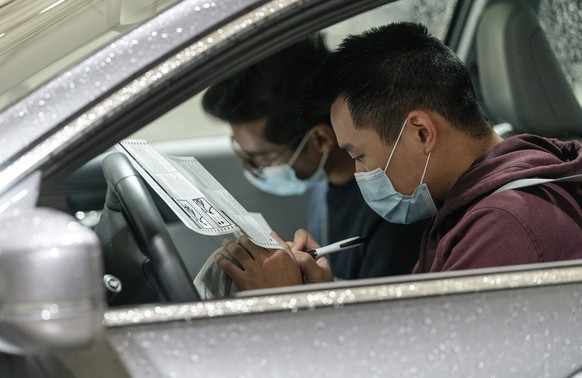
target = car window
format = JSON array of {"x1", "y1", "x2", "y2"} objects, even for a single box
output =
[
  {"x1": 132, "y1": 0, "x2": 457, "y2": 142},
  {"x1": 538, "y1": 0, "x2": 582, "y2": 105}
]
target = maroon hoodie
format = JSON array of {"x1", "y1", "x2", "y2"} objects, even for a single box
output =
[{"x1": 414, "y1": 134, "x2": 582, "y2": 273}]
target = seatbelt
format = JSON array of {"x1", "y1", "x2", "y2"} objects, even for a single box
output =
[
  {"x1": 494, "y1": 173, "x2": 582, "y2": 193},
  {"x1": 307, "y1": 180, "x2": 329, "y2": 245}
]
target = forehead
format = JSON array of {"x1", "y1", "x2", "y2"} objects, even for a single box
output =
[
  {"x1": 330, "y1": 98, "x2": 382, "y2": 153},
  {"x1": 230, "y1": 118, "x2": 267, "y2": 141},
  {"x1": 230, "y1": 118, "x2": 285, "y2": 152}
]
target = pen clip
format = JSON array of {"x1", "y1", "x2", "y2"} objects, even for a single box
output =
[{"x1": 339, "y1": 236, "x2": 368, "y2": 248}]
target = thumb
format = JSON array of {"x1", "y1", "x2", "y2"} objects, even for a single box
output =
[{"x1": 291, "y1": 228, "x2": 320, "y2": 252}]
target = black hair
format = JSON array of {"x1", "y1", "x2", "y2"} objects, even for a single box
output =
[
  {"x1": 202, "y1": 34, "x2": 330, "y2": 147},
  {"x1": 306, "y1": 22, "x2": 491, "y2": 144}
]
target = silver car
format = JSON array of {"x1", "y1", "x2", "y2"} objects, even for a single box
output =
[{"x1": 1, "y1": 0, "x2": 581, "y2": 376}]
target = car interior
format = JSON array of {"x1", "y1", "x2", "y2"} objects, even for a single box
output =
[
  {"x1": 20, "y1": 0, "x2": 582, "y2": 308},
  {"x1": 476, "y1": 0, "x2": 582, "y2": 139}
]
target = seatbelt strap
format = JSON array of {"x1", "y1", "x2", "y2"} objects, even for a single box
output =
[
  {"x1": 494, "y1": 173, "x2": 582, "y2": 193},
  {"x1": 307, "y1": 180, "x2": 329, "y2": 245}
]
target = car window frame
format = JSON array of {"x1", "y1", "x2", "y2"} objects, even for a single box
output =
[{"x1": 104, "y1": 259, "x2": 582, "y2": 326}]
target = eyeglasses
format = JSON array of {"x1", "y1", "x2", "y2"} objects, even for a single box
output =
[{"x1": 230, "y1": 133, "x2": 308, "y2": 179}]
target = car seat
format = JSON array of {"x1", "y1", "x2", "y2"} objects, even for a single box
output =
[{"x1": 476, "y1": 1, "x2": 582, "y2": 138}]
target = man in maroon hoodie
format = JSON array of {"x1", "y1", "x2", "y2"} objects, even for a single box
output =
[{"x1": 215, "y1": 22, "x2": 582, "y2": 289}]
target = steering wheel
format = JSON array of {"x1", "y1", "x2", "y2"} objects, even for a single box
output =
[{"x1": 99, "y1": 152, "x2": 199, "y2": 304}]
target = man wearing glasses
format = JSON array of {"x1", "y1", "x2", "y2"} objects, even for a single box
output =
[{"x1": 202, "y1": 34, "x2": 426, "y2": 281}]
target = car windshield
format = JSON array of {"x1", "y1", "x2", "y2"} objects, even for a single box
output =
[{"x1": 0, "y1": 0, "x2": 179, "y2": 112}]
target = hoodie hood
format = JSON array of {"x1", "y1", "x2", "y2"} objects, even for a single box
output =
[{"x1": 436, "y1": 134, "x2": 582, "y2": 224}]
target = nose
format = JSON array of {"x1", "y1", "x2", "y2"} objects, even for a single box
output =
[{"x1": 354, "y1": 161, "x2": 367, "y2": 173}]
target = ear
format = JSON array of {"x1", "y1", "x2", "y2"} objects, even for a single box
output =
[
  {"x1": 309, "y1": 124, "x2": 336, "y2": 152},
  {"x1": 408, "y1": 111, "x2": 437, "y2": 155}
]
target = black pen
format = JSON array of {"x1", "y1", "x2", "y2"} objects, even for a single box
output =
[{"x1": 307, "y1": 236, "x2": 368, "y2": 258}]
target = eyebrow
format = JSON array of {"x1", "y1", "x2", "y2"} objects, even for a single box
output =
[{"x1": 339, "y1": 142, "x2": 353, "y2": 154}]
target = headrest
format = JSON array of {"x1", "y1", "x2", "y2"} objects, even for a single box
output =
[{"x1": 476, "y1": 1, "x2": 582, "y2": 137}]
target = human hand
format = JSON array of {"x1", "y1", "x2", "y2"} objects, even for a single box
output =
[
  {"x1": 289, "y1": 228, "x2": 321, "y2": 253},
  {"x1": 293, "y1": 250, "x2": 334, "y2": 284},
  {"x1": 215, "y1": 235, "x2": 303, "y2": 291},
  {"x1": 277, "y1": 229, "x2": 334, "y2": 285}
]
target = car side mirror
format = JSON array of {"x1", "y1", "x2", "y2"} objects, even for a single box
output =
[{"x1": 0, "y1": 207, "x2": 105, "y2": 355}]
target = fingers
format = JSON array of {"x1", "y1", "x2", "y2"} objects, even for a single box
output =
[
  {"x1": 222, "y1": 238, "x2": 254, "y2": 267},
  {"x1": 291, "y1": 228, "x2": 320, "y2": 252},
  {"x1": 314, "y1": 254, "x2": 331, "y2": 271},
  {"x1": 270, "y1": 231, "x2": 297, "y2": 262},
  {"x1": 215, "y1": 239, "x2": 304, "y2": 291},
  {"x1": 294, "y1": 250, "x2": 318, "y2": 270},
  {"x1": 293, "y1": 251, "x2": 334, "y2": 284},
  {"x1": 219, "y1": 234, "x2": 333, "y2": 287},
  {"x1": 270, "y1": 231, "x2": 291, "y2": 252},
  {"x1": 215, "y1": 252, "x2": 255, "y2": 291},
  {"x1": 215, "y1": 252, "x2": 242, "y2": 281},
  {"x1": 237, "y1": 234, "x2": 271, "y2": 255}
]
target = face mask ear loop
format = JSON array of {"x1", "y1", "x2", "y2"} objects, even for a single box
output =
[
  {"x1": 419, "y1": 152, "x2": 431, "y2": 185},
  {"x1": 384, "y1": 118, "x2": 408, "y2": 172},
  {"x1": 287, "y1": 131, "x2": 312, "y2": 167},
  {"x1": 318, "y1": 149, "x2": 330, "y2": 170}
]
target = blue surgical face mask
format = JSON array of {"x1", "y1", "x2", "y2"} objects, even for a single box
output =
[
  {"x1": 243, "y1": 132, "x2": 328, "y2": 196},
  {"x1": 354, "y1": 118, "x2": 438, "y2": 224}
]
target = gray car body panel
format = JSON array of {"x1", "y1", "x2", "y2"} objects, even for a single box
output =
[{"x1": 104, "y1": 262, "x2": 582, "y2": 376}]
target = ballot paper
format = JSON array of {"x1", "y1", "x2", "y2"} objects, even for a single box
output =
[{"x1": 116, "y1": 139, "x2": 280, "y2": 249}]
